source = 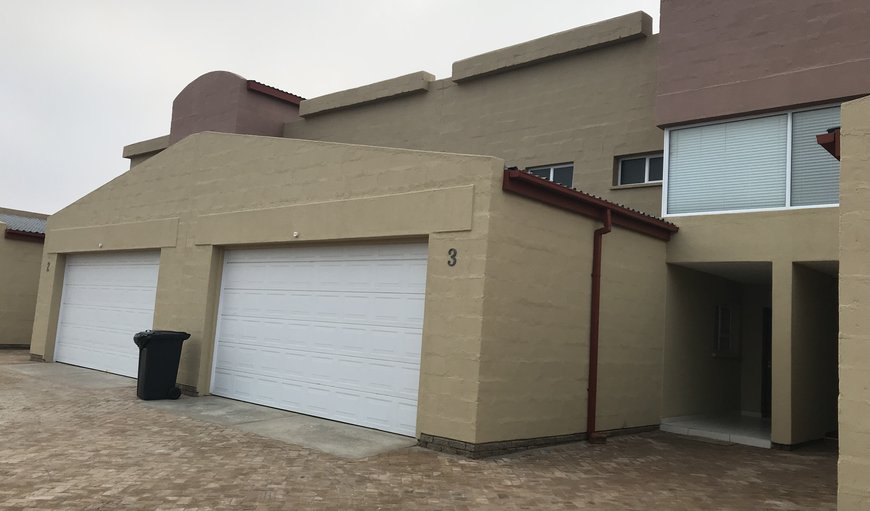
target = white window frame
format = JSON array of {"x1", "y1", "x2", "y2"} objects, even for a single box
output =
[
  {"x1": 527, "y1": 163, "x2": 574, "y2": 186},
  {"x1": 662, "y1": 103, "x2": 841, "y2": 218},
  {"x1": 617, "y1": 153, "x2": 664, "y2": 186}
]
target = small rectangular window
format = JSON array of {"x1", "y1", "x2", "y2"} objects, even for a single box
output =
[
  {"x1": 527, "y1": 163, "x2": 574, "y2": 187},
  {"x1": 618, "y1": 154, "x2": 664, "y2": 185}
]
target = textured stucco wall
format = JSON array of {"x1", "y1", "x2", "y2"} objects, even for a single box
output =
[
  {"x1": 473, "y1": 193, "x2": 595, "y2": 442},
  {"x1": 0, "y1": 226, "x2": 44, "y2": 346},
  {"x1": 169, "y1": 71, "x2": 300, "y2": 145},
  {"x1": 838, "y1": 95, "x2": 870, "y2": 509},
  {"x1": 596, "y1": 228, "x2": 668, "y2": 431},
  {"x1": 467, "y1": 187, "x2": 668, "y2": 443},
  {"x1": 31, "y1": 132, "x2": 502, "y2": 443},
  {"x1": 657, "y1": 0, "x2": 870, "y2": 126},
  {"x1": 284, "y1": 24, "x2": 663, "y2": 216}
]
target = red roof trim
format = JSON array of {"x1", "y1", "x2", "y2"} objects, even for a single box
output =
[
  {"x1": 502, "y1": 169, "x2": 678, "y2": 241},
  {"x1": 816, "y1": 128, "x2": 840, "y2": 161},
  {"x1": 246, "y1": 80, "x2": 304, "y2": 106},
  {"x1": 4, "y1": 229, "x2": 45, "y2": 243}
]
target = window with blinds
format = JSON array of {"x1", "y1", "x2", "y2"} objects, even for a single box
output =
[
  {"x1": 791, "y1": 107, "x2": 840, "y2": 206},
  {"x1": 665, "y1": 106, "x2": 840, "y2": 216}
]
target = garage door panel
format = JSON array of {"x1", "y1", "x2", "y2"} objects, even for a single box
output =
[
  {"x1": 61, "y1": 286, "x2": 157, "y2": 309},
  {"x1": 59, "y1": 303, "x2": 155, "y2": 330},
  {"x1": 218, "y1": 323, "x2": 422, "y2": 365},
  {"x1": 216, "y1": 340, "x2": 420, "y2": 398},
  {"x1": 213, "y1": 243, "x2": 426, "y2": 436},
  {"x1": 222, "y1": 263, "x2": 426, "y2": 295},
  {"x1": 54, "y1": 251, "x2": 159, "y2": 378},
  {"x1": 218, "y1": 293, "x2": 424, "y2": 329}
]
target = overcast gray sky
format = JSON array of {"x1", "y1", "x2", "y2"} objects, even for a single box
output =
[{"x1": 0, "y1": 1, "x2": 659, "y2": 214}]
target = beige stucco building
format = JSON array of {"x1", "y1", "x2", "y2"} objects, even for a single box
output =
[
  {"x1": 30, "y1": 12, "x2": 681, "y2": 455},
  {"x1": 0, "y1": 208, "x2": 47, "y2": 347},
  {"x1": 24, "y1": 2, "x2": 870, "y2": 503}
]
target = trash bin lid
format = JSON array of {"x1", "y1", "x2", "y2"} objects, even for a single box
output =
[{"x1": 134, "y1": 330, "x2": 191, "y2": 348}]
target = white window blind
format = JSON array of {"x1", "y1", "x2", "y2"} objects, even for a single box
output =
[
  {"x1": 667, "y1": 115, "x2": 788, "y2": 214},
  {"x1": 791, "y1": 107, "x2": 840, "y2": 206}
]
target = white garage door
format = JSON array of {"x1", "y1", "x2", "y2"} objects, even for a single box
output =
[
  {"x1": 54, "y1": 251, "x2": 160, "y2": 377},
  {"x1": 211, "y1": 243, "x2": 427, "y2": 436}
]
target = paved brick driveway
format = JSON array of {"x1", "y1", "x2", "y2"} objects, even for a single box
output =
[{"x1": 0, "y1": 350, "x2": 836, "y2": 510}]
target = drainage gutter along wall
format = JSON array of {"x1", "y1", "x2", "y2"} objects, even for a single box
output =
[{"x1": 587, "y1": 209, "x2": 611, "y2": 441}]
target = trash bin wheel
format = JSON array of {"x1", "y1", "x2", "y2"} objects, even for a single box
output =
[{"x1": 168, "y1": 387, "x2": 182, "y2": 400}]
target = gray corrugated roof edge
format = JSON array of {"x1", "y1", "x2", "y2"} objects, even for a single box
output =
[{"x1": 0, "y1": 213, "x2": 47, "y2": 235}]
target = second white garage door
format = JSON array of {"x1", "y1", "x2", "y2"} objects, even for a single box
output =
[{"x1": 211, "y1": 243, "x2": 427, "y2": 436}]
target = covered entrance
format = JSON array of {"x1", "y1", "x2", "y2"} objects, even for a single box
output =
[{"x1": 661, "y1": 261, "x2": 838, "y2": 448}]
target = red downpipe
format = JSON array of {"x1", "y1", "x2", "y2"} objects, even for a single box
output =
[{"x1": 586, "y1": 208, "x2": 612, "y2": 443}]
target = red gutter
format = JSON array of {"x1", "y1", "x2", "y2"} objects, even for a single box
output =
[
  {"x1": 4, "y1": 230, "x2": 45, "y2": 242},
  {"x1": 501, "y1": 169, "x2": 678, "y2": 240},
  {"x1": 586, "y1": 208, "x2": 611, "y2": 443}
]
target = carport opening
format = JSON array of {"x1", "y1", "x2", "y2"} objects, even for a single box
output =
[{"x1": 662, "y1": 262, "x2": 773, "y2": 448}]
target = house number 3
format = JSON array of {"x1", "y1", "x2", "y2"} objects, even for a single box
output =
[{"x1": 447, "y1": 248, "x2": 458, "y2": 267}]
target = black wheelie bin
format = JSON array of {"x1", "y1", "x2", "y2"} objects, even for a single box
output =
[{"x1": 133, "y1": 330, "x2": 190, "y2": 400}]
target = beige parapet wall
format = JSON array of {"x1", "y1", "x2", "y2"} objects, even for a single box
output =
[
  {"x1": 31, "y1": 131, "x2": 670, "y2": 445},
  {"x1": 838, "y1": 95, "x2": 870, "y2": 510},
  {"x1": 284, "y1": 12, "x2": 663, "y2": 217},
  {"x1": 452, "y1": 11, "x2": 652, "y2": 82},
  {"x1": 300, "y1": 72, "x2": 436, "y2": 118},
  {"x1": 0, "y1": 219, "x2": 45, "y2": 346}
]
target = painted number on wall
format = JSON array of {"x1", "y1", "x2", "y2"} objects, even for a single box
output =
[{"x1": 447, "y1": 248, "x2": 458, "y2": 267}]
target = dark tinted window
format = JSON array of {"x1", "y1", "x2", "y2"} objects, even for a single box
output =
[
  {"x1": 529, "y1": 168, "x2": 550, "y2": 180},
  {"x1": 620, "y1": 158, "x2": 646, "y2": 184},
  {"x1": 648, "y1": 157, "x2": 664, "y2": 181},
  {"x1": 552, "y1": 166, "x2": 573, "y2": 187}
]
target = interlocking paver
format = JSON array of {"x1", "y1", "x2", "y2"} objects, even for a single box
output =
[{"x1": 0, "y1": 350, "x2": 836, "y2": 510}]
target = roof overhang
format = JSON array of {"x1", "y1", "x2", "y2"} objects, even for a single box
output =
[
  {"x1": 502, "y1": 169, "x2": 678, "y2": 241},
  {"x1": 4, "y1": 229, "x2": 45, "y2": 242},
  {"x1": 816, "y1": 127, "x2": 841, "y2": 161},
  {"x1": 246, "y1": 80, "x2": 304, "y2": 106}
]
